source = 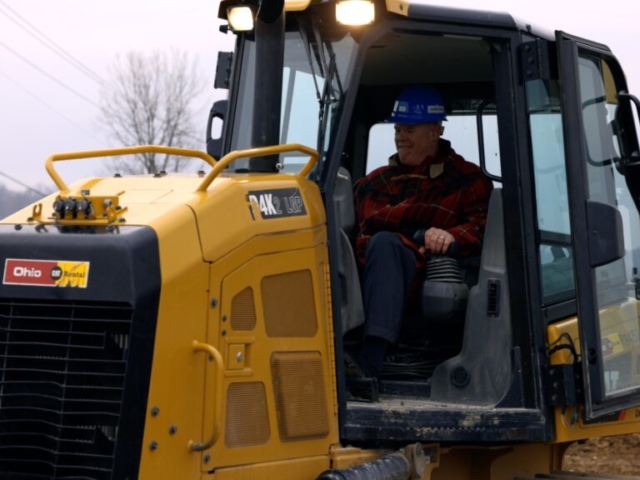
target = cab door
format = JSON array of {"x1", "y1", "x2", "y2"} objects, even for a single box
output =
[{"x1": 557, "y1": 32, "x2": 640, "y2": 419}]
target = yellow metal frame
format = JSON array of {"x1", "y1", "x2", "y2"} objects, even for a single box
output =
[
  {"x1": 195, "y1": 143, "x2": 318, "y2": 192},
  {"x1": 386, "y1": 0, "x2": 410, "y2": 16},
  {"x1": 44, "y1": 143, "x2": 317, "y2": 194},
  {"x1": 45, "y1": 145, "x2": 217, "y2": 192},
  {"x1": 35, "y1": 144, "x2": 318, "y2": 226}
]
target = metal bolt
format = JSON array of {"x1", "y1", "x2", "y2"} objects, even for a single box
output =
[
  {"x1": 149, "y1": 441, "x2": 158, "y2": 451},
  {"x1": 222, "y1": 314, "x2": 227, "y2": 322},
  {"x1": 236, "y1": 352, "x2": 243, "y2": 362},
  {"x1": 169, "y1": 425, "x2": 177, "y2": 435},
  {"x1": 14, "y1": 224, "x2": 22, "y2": 231},
  {"x1": 210, "y1": 298, "x2": 218, "y2": 308},
  {"x1": 221, "y1": 329, "x2": 227, "y2": 336},
  {"x1": 151, "y1": 406, "x2": 160, "y2": 417},
  {"x1": 524, "y1": 44, "x2": 531, "y2": 52},
  {"x1": 204, "y1": 454, "x2": 211, "y2": 464}
]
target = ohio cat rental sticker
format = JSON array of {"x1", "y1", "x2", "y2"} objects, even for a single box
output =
[{"x1": 3, "y1": 259, "x2": 90, "y2": 288}]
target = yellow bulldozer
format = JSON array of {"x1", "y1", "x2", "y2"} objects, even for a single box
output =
[{"x1": 2, "y1": 0, "x2": 640, "y2": 478}]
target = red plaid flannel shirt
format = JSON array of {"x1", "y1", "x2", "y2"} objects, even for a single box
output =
[{"x1": 353, "y1": 139, "x2": 493, "y2": 266}]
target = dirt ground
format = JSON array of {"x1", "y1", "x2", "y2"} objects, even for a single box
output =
[{"x1": 563, "y1": 433, "x2": 640, "y2": 475}]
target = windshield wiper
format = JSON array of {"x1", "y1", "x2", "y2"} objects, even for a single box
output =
[{"x1": 298, "y1": 16, "x2": 344, "y2": 177}]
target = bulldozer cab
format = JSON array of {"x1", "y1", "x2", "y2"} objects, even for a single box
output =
[
  {"x1": 215, "y1": 0, "x2": 640, "y2": 437},
  {"x1": 7, "y1": 2, "x2": 640, "y2": 479}
]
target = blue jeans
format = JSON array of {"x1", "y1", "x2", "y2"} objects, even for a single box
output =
[{"x1": 362, "y1": 232, "x2": 417, "y2": 343}]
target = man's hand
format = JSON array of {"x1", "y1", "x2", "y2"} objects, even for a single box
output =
[{"x1": 419, "y1": 227, "x2": 455, "y2": 255}]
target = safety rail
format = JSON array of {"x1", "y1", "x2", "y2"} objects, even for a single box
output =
[
  {"x1": 44, "y1": 143, "x2": 318, "y2": 193},
  {"x1": 45, "y1": 145, "x2": 217, "y2": 192},
  {"x1": 195, "y1": 143, "x2": 318, "y2": 192}
]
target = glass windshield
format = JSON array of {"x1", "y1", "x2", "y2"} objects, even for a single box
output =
[{"x1": 229, "y1": 15, "x2": 357, "y2": 174}]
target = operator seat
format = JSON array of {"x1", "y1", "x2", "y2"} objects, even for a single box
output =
[{"x1": 333, "y1": 167, "x2": 365, "y2": 334}]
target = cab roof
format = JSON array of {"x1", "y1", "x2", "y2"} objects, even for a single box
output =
[{"x1": 219, "y1": 0, "x2": 554, "y2": 40}]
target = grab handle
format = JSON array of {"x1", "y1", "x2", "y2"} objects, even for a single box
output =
[{"x1": 189, "y1": 340, "x2": 224, "y2": 452}]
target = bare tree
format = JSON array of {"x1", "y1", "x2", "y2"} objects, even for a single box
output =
[{"x1": 100, "y1": 50, "x2": 204, "y2": 174}]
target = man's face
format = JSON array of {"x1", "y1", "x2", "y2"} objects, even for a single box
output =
[{"x1": 394, "y1": 123, "x2": 441, "y2": 166}]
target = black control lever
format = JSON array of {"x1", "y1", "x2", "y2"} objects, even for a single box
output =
[{"x1": 412, "y1": 228, "x2": 459, "y2": 257}]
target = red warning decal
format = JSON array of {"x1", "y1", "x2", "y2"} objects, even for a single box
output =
[{"x1": 3, "y1": 259, "x2": 90, "y2": 288}]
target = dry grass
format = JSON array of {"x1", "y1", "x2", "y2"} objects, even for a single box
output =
[{"x1": 563, "y1": 433, "x2": 640, "y2": 476}]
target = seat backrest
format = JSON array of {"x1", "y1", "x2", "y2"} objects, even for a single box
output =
[
  {"x1": 333, "y1": 167, "x2": 365, "y2": 334},
  {"x1": 334, "y1": 167, "x2": 356, "y2": 233}
]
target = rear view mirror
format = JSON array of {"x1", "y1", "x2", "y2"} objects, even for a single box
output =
[
  {"x1": 206, "y1": 99, "x2": 228, "y2": 160},
  {"x1": 586, "y1": 200, "x2": 625, "y2": 268}
]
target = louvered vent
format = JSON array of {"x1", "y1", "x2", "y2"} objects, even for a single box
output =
[
  {"x1": 230, "y1": 287, "x2": 257, "y2": 331},
  {"x1": 0, "y1": 299, "x2": 133, "y2": 480},
  {"x1": 262, "y1": 270, "x2": 317, "y2": 338},
  {"x1": 225, "y1": 382, "x2": 270, "y2": 448},
  {"x1": 271, "y1": 351, "x2": 329, "y2": 441}
]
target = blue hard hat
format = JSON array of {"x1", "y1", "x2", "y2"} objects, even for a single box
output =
[{"x1": 386, "y1": 85, "x2": 447, "y2": 124}]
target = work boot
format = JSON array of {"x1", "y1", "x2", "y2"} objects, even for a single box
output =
[{"x1": 344, "y1": 352, "x2": 379, "y2": 402}]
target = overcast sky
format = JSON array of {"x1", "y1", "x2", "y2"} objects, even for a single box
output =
[{"x1": 1, "y1": 0, "x2": 639, "y2": 193}]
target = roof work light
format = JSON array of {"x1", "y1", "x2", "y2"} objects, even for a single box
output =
[
  {"x1": 336, "y1": 0, "x2": 375, "y2": 26},
  {"x1": 227, "y1": 6, "x2": 255, "y2": 31}
]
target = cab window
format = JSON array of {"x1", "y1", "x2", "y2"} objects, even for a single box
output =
[
  {"x1": 366, "y1": 113, "x2": 502, "y2": 177},
  {"x1": 526, "y1": 79, "x2": 576, "y2": 305}
]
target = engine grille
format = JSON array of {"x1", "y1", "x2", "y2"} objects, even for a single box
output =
[{"x1": 0, "y1": 299, "x2": 133, "y2": 480}]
